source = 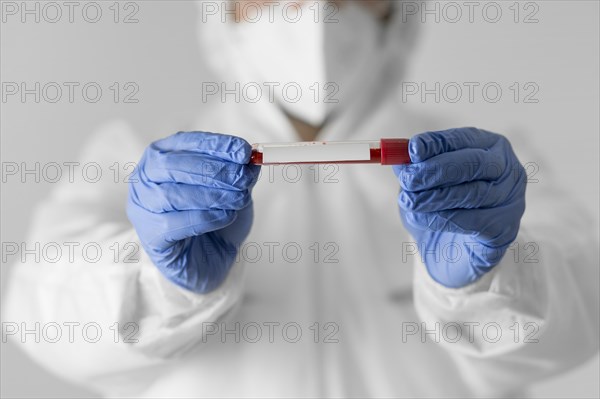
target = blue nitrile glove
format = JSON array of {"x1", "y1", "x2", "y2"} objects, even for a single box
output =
[
  {"x1": 394, "y1": 127, "x2": 527, "y2": 288},
  {"x1": 127, "y1": 131, "x2": 260, "y2": 294}
]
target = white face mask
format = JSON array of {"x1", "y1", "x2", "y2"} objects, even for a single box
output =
[
  {"x1": 227, "y1": 1, "x2": 386, "y2": 127},
  {"x1": 196, "y1": 0, "x2": 416, "y2": 135}
]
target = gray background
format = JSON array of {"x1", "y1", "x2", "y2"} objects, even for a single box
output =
[{"x1": 1, "y1": 1, "x2": 598, "y2": 397}]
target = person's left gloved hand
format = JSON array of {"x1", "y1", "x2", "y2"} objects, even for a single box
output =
[{"x1": 394, "y1": 127, "x2": 527, "y2": 288}]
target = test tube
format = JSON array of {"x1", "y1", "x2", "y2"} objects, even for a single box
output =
[{"x1": 249, "y1": 138, "x2": 410, "y2": 165}]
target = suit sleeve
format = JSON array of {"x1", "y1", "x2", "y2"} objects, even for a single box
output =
[
  {"x1": 412, "y1": 134, "x2": 600, "y2": 395},
  {"x1": 2, "y1": 121, "x2": 246, "y2": 396}
]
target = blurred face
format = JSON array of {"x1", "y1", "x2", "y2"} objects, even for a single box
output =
[
  {"x1": 214, "y1": 0, "x2": 395, "y2": 133},
  {"x1": 232, "y1": 0, "x2": 392, "y2": 22}
]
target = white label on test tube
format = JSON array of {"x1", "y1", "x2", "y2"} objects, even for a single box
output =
[{"x1": 261, "y1": 142, "x2": 371, "y2": 163}]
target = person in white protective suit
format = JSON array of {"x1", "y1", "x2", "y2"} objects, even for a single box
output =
[{"x1": 3, "y1": 0, "x2": 599, "y2": 397}]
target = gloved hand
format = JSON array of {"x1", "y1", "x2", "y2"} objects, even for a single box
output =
[
  {"x1": 394, "y1": 127, "x2": 527, "y2": 288},
  {"x1": 127, "y1": 131, "x2": 260, "y2": 294}
]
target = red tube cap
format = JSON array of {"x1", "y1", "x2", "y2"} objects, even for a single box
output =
[{"x1": 380, "y1": 138, "x2": 410, "y2": 165}]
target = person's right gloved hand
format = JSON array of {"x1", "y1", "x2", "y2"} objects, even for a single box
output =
[{"x1": 127, "y1": 131, "x2": 260, "y2": 294}]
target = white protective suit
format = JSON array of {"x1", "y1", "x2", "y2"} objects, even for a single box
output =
[{"x1": 4, "y1": 1, "x2": 599, "y2": 397}]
